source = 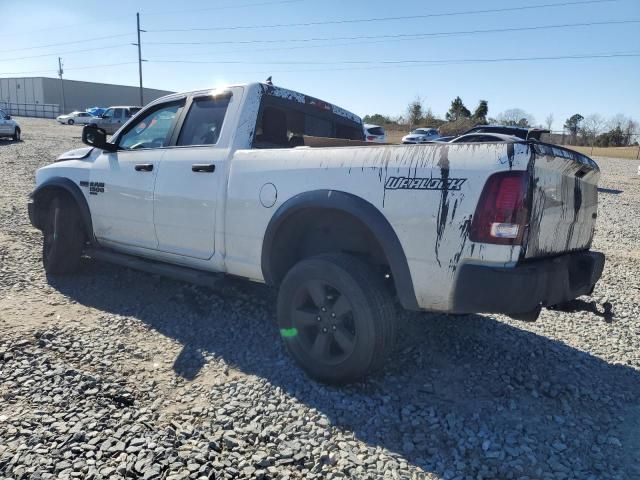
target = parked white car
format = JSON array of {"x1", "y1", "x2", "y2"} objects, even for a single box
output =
[
  {"x1": 29, "y1": 82, "x2": 605, "y2": 384},
  {"x1": 402, "y1": 127, "x2": 440, "y2": 144},
  {"x1": 56, "y1": 111, "x2": 96, "y2": 125},
  {"x1": 0, "y1": 109, "x2": 21, "y2": 141},
  {"x1": 364, "y1": 123, "x2": 386, "y2": 143}
]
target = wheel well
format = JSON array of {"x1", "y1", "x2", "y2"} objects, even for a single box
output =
[
  {"x1": 31, "y1": 185, "x2": 90, "y2": 242},
  {"x1": 31, "y1": 187, "x2": 73, "y2": 229},
  {"x1": 268, "y1": 208, "x2": 391, "y2": 287}
]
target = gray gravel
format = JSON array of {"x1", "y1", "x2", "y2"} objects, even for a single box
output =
[{"x1": 1, "y1": 117, "x2": 639, "y2": 479}]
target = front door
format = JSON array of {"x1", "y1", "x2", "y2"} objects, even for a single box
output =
[
  {"x1": 89, "y1": 100, "x2": 184, "y2": 250},
  {"x1": 153, "y1": 91, "x2": 236, "y2": 259}
]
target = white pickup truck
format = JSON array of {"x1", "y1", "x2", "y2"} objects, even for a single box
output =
[{"x1": 29, "y1": 82, "x2": 605, "y2": 383}]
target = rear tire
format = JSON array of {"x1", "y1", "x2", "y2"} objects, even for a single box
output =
[
  {"x1": 42, "y1": 196, "x2": 84, "y2": 274},
  {"x1": 12, "y1": 128, "x2": 20, "y2": 141},
  {"x1": 277, "y1": 253, "x2": 396, "y2": 384},
  {"x1": 67, "y1": 119, "x2": 74, "y2": 125}
]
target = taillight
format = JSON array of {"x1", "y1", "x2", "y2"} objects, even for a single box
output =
[
  {"x1": 469, "y1": 171, "x2": 529, "y2": 245},
  {"x1": 367, "y1": 135, "x2": 376, "y2": 141}
]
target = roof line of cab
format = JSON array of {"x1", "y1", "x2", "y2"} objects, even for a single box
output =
[{"x1": 145, "y1": 82, "x2": 362, "y2": 124}]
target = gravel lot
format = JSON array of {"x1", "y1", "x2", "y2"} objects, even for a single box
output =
[{"x1": 1, "y1": 117, "x2": 639, "y2": 480}]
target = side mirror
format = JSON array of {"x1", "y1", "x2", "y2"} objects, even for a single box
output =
[
  {"x1": 5, "y1": 115, "x2": 11, "y2": 120},
  {"x1": 82, "y1": 125, "x2": 117, "y2": 152}
]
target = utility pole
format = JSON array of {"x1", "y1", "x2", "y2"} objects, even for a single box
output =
[
  {"x1": 133, "y1": 13, "x2": 145, "y2": 107},
  {"x1": 57, "y1": 57, "x2": 66, "y2": 114}
]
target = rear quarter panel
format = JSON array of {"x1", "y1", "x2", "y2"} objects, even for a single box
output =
[{"x1": 225, "y1": 142, "x2": 533, "y2": 310}]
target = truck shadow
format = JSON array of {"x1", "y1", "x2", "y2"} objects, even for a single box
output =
[{"x1": 49, "y1": 259, "x2": 640, "y2": 478}]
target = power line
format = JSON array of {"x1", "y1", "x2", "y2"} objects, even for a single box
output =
[
  {"x1": 147, "y1": 0, "x2": 620, "y2": 32},
  {"x1": 144, "y1": 0, "x2": 305, "y2": 17},
  {"x1": 144, "y1": 19, "x2": 640, "y2": 47},
  {"x1": 149, "y1": 52, "x2": 640, "y2": 73},
  {"x1": 0, "y1": 34, "x2": 133, "y2": 54},
  {"x1": 0, "y1": 16, "x2": 130, "y2": 39},
  {"x1": 0, "y1": 62, "x2": 138, "y2": 77},
  {"x1": 161, "y1": 51, "x2": 640, "y2": 65},
  {"x1": 0, "y1": 0, "x2": 304, "y2": 40},
  {"x1": 0, "y1": 44, "x2": 132, "y2": 63},
  {"x1": 1, "y1": 18, "x2": 633, "y2": 67},
  {"x1": 5, "y1": 51, "x2": 633, "y2": 77}
]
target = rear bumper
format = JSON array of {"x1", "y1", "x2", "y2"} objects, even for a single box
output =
[{"x1": 452, "y1": 251, "x2": 605, "y2": 315}]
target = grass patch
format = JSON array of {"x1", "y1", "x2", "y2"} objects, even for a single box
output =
[{"x1": 562, "y1": 145, "x2": 640, "y2": 160}]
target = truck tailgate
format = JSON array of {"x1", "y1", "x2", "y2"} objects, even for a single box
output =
[{"x1": 525, "y1": 143, "x2": 600, "y2": 258}]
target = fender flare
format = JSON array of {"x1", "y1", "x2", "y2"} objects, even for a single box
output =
[
  {"x1": 29, "y1": 176, "x2": 95, "y2": 243},
  {"x1": 261, "y1": 189, "x2": 419, "y2": 310}
]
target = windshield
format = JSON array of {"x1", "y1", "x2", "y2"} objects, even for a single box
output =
[{"x1": 412, "y1": 128, "x2": 434, "y2": 135}]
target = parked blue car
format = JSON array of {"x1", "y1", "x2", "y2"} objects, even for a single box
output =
[{"x1": 86, "y1": 107, "x2": 106, "y2": 117}]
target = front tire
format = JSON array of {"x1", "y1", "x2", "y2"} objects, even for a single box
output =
[
  {"x1": 67, "y1": 119, "x2": 74, "y2": 125},
  {"x1": 277, "y1": 253, "x2": 396, "y2": 384},
  {"x1": 42, "y1": 196, "x2": 85, "y2": 274},
  {"x1": 12, "y1": 128, "x2": 20, "y2": 141}
]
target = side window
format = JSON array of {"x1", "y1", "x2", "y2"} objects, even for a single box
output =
[
  {"x1": 177, "y1": 95, "x2": 230, "y2": 146},
  {"x1": 305, "y1": 115, "x2": 332, "y2": 137},
  {"x1": 118, "y1": 103, "x2": 181, "y2": 150},
  {"x1": 0, "y1": 110, "x2": 6, "y2": 118},
  {"x1": 102, "y1": 108, "x2": 114, "y2": 118},
  {"x1": 113, "y1": 108, "x2": 124, "y2": 119},
  {"x1": 255, "y1": 107, "x2": 289, "y2": 148}
]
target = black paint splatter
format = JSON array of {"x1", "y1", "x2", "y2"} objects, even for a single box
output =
[
  {"x1": 434, "y1": 145, "x2": 450, "y2": 267},
  {"x1": 449, "y1": 215, "x2": 472, "y2": 273},
  {"x1": 507, "y1": 143, "x2": 515, "y2": 170}
]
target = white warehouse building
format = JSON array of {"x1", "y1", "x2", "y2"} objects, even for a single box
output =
[{"x1": 0, "y1": 77, "x2": 173, "y2": 118}]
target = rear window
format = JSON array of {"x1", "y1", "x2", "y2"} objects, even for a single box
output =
[
  {"x1": 177, "y1": 95, "x2": 230, "y2": 146},
  {"x1": 253, "y1": 92, "x2": 363, "y2": 148},
  {"x1": 366, "y1": 126, "x2": 385, "y2": 136}
]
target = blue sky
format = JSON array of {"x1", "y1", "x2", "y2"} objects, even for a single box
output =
[{"x1": 1, "y1": 0, "x2": 639, "y2": 129}]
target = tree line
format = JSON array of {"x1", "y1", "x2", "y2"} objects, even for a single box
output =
[
  {"x1": 563, "y1": 113, "x2": 638, "y2": 147},
  {"x1": 364, "y1": 97, "x2": 639, "y2": 146}
]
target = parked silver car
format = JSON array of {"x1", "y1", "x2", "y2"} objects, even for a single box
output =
[
  {"x1": 88, "y1": 106, "x2": 142, "y2": 134},
  {"x1": 0, "y1": 109, "x2": 21, "y2": 141},
  {"x1": 56, "y1": 111, "x2": 96, "y2": 125},
  {"x1": 401, "y1": 127, "x2": 440, "y2": 144}
]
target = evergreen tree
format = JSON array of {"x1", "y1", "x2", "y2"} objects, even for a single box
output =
[
  {"x1": 472, "y1": 100, "x2": 489, "y2": 124},
  {"x1": 446, "y1": 97, "x2": 471, "y2": 122}
]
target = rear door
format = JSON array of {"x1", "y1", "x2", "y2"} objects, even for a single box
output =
[
  {"x1": 77, "y1": 112, "x2": 90, "y2": 124},
  {"x1": 110, "y1": 108, "x2": 126, "y2": 133},
  {"x1": 0, "y1": 110, "x2": 9, "y2": 135},
  {"x1": 525, "y1": 144, "x2": 600, "y2": 258},
  {"x1": 152, "y1": 89, "x2": 238, "y2": 259},
  {"x1": 89, "y1": 100, "x2": 185, "y2": 250}
]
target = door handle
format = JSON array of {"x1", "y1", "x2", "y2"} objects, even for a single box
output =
[
  {"x1": 192, "y1": 164, "x2": 215, "y2": 173},
  {"x1": 134, "y1": 163, "x2": 154, "y2": 172}
]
